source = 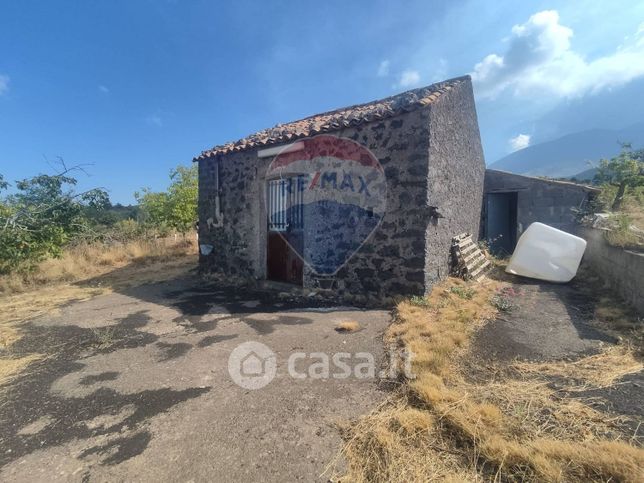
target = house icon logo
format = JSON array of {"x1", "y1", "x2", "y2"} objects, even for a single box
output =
[{"x1": 228, "y1": 341, "x2": 277, "y2": 390}]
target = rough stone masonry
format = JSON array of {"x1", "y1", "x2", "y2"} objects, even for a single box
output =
[{"x1": 195, "y1": 76, "x2": 486, "y2": 303}]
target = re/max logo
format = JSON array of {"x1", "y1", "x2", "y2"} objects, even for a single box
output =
[{"x1": 276, "y1": 172, "x2": 373, "y2": 196}]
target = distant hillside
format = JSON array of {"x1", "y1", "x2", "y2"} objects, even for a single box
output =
[
  {"x1": 489, "y1": 123, "x2": 644, "y2": 177},
  {"x1": 569, "y1": 167, "x2": 598, "y2": 183}
]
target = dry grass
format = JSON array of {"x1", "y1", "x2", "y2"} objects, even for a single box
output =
[
  {"x1": 389, "y1": 278, "x2": 500, "y2": 379},
  {"x1": 0, "y1": 237, "x2": 196, "y2": 328},
  {"x1": 622, "y1": 197, "x2": 644, "y2": 231},
  {"x1": 0, "y1": 354, "x2": 43, "y2": 387},
  {"x1": 332, "y1": 274, "x2": 644, "y2": 482},
  {"x1": 1, "y1": 284, "x2": 107, "y2": 334},
  {"x1": 0, "y1": 236, "x2": 196, "y2": 294},
  {"x1": 0, "y1": 236, "x2": 197, "y2": 384},
  {"x1": 335, "y1": 321, "x2": 361, "y2": 333},
  {"x1": 603, "y1": 197, "x2": 644, "y2": 249},
  {"x1": 604, "y1": 222, "x2": 644, "y2": 249},
  {"x1": 513, "y1": 345, "x2": 642, "y2": 391}
]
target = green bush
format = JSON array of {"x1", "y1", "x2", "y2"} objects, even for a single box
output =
[
  {"x1": 595, "y1": 145, "x2": 643, "y2": 211},
  {"x1": 0, "y1": 169, "x2": 108, "y2": 274},
  {"x1": 409, "y1": 295, "x2": 432, "y2": 308},
  {"x1": 490, "y1": 295, "x2": 515, "y2": 312},
  {"x1": 449, "y1": 286, "x2": 476, "y2": 300},
  {"x1": 136, "y1": 165, "x2": 197, "y2": 234}
]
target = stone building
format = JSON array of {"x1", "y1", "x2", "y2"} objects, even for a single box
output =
[
  {"x1": 483, "y1": 169, "x2": 599, "y2": 255},
  {"x1": 194, "y1": 76, "x2": 485, "y2": 301}
]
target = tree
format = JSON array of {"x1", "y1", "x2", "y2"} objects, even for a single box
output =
[
  {"x1": 0, "y1": 163, "x2": 109, "y2": 273},
  {"x1": 136, "y1": 164, "x2": 197, "y2": 234},
  {"x1": 594, "y1": 144, "x2": 644, "y2": 211},
  {"x1": 134, "y1": 189, "x2": 171, "y2": 227},
  {"x1": 167, "y1": 165, "x2": 198, "y2": 233}
]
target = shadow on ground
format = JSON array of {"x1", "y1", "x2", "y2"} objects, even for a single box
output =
[
  {"x1": 473, "y1": 266, "x2": 618, "y2": 362},
  {"x1": 0, "y1": 307, "x2": 210, "y2": 468},
  {"x1": 77, "y1": 262, "x2": 346, "y2": 337},
  {"x1": 0, "y1": 267, "x2": 337, "y2": 470}
]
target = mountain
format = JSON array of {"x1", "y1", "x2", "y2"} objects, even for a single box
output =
[
  {"x1": 569, "y1": 167, "x2": 597, "y2": 183},
  {"x1": 489, "y1": 123, "x2": 644, "y2": 177}
]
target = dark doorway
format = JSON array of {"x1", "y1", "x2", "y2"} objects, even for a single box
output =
[
  {"x1": 266, "y1": 177, "x2": 304, "y2": 285},
  {"x1": 485, "y1": 192, "x2": 518, "y2": 256}
]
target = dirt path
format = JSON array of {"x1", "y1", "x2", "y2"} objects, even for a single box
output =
[
  {"x1": 0, "y1": 277, "x2": 390, "y2": 482},
  {"x1": 471, "y1": 273, "x2": 643, "y2": 441},
  {"x1": 473, "y1": 278, "x2": 617, "y2": 362}
]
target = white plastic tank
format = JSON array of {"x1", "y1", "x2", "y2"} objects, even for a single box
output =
[{"x1": 506, "y1": 222, "x2": 587, "y2": 282}]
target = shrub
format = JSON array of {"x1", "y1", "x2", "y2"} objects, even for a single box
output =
[
  {"x1": 448, "y1": 285, "x2": 476, "y2": 300},
  {"x1": 0, "y1": 167, "x2": 108, "y2": 274},
  {"x1": 409, "y1": 295, "x2": 432, "y2": 307},
  {"x1": 490, "y1": 295, "x2": 515, "y2": 312},
  {"x1": 604, "y1": 213, "x2": 643, "y2": 248},
  {"x1": 136, "y1": 165, "x2": 197, "y2": 234}
]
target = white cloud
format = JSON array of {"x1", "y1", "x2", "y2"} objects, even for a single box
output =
[
  {"x1": 146, "y1": 115, "x2": 163, "y2": 127},
  {"x1": 508, "y1": 133, "x2": 531, "y2": 152},
  {"x1": 471, "y1": 10, "x2": 644, "y2": 99},
  {"x1": 398, "y1": 69, "x2": 421, "y2": 88},
  {"x1": 0, "y1": 75, "x2": 10, "y2": 95},
  {"x1": 377, "y1": 60, "x2": 390, "y2": 77},
  {"x1": 98, "y1": 84, "x2": 109, "y2": 94},
  {"x1": 431, "y1": 58, "x2": 448, "y2": 82}
]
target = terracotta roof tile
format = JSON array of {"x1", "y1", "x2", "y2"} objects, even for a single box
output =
[{"x1": 194, "y1": 75, "x2": 469, "y2": 160}]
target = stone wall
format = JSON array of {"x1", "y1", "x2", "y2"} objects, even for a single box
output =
[
  {"x1": 198, "y1": 79, "x2": 486, "y2": 301},
  {"x1": 578, "y1": 226, "x2": 644, "y2": 315},
  {"x1": 198, "y1": 149, "x2": 270, "y2": 281},
  {"x1": 425, "y1": 79, "x2": 486, "y2": 288},
  {"x1": 199, "y1": 107, "x2": 434, "y2": 299},
  {"x1": 484, "y1": 169, "x2": 598, "y2": 236},
  {"x1": 324, "y1": 106, "x2": 433, "y2": 300}
]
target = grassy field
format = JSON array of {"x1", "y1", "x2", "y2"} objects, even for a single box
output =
[
  {"x1": 333, "y1": 272, "x2": 644, "y2": 482},
  {"x1": 0, "y1": 236, "x2": 197, "y2": 385}
]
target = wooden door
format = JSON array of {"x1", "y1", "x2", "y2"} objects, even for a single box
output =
[{"x1": 266, "y1": 178, "x2": 304, "y2": 285}]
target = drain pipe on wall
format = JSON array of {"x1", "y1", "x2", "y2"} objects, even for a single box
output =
[{"x1": 209, "y1": 159, "x2": 224, "y2": 229}]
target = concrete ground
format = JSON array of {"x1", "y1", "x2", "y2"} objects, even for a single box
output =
[
  {"x1": 0, "y1": 277, "x2": 390, "y2": 482},
  {"x1": 472, "y1": 277, "x2": 617, "y2": 362},
  {"x1": 2, "y1": 269, "x2": 641, "y2": 481}
]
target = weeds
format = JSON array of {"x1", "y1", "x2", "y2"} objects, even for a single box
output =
[
  {"x1": 332, "y1": 274, "x2": 644, "y2": 482},
  {"x1": 448, "y1": 285, "x2": 476, "y2": 300},
  {"x1": 89, "y1": 326, "x2": 119, "y2": 349},
  {"x1": 489, "y1": 286, "x2": 521, "y2": 312},
  {"x1": 604, "y1": 213, "x2": 644, "y2": 248},
  {"x1": 490, "y1": 295, "x2": 515, "y2": 312},
  {"x1": 409, "y1": 296, "x2": 432, "y2": 308}
]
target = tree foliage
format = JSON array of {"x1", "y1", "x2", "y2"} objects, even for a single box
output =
[
  {"x1": 595, "y1": 144, "x2": 644, "y2": 211},
  {"x1": 0, "y1": 161, "x2": 197, "y2": 274},
  {"x1": 0, "y1": 164, "x2": 109, "y2": 273},
  {"x1": 136, "y1": 164, "x2": 197, "y2": 234}
]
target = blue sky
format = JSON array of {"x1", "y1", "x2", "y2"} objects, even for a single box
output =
[{"x1": 1, "y1": 0, "x2": 644, "y2": 203}]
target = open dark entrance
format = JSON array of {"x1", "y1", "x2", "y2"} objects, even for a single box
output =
[
  {"x1": 485, "y1": 192, "x2": 518, "y2": 257},
  {"x1": 266, "y1": 177, "x2": 304, "y2": 285}
]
